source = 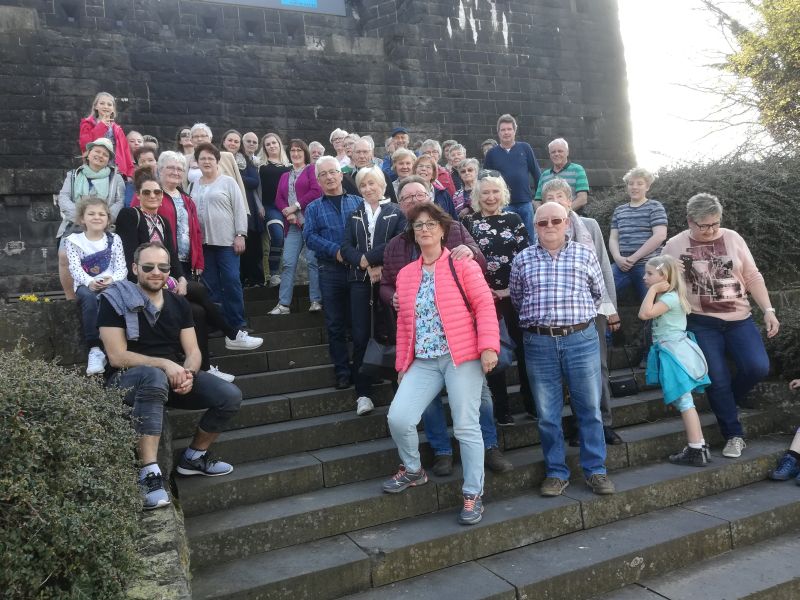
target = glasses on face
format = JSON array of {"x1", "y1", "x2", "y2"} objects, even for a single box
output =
[
  {"x1": 317, "y1": 169, "x2": 340, "y2": 179},
  {"x1": 399, "y1": 192, "x2": 429, "y2": 204},
  {"x1": 412, "y1": 220, "x2": 439, "y2": 231},
  {"x1": 692, "y1": 220, "x2": 721, "y2": 232},
  {"x1": 140, "y1": 189, "x2": 164, "y2": 197},
  {"x1": 535, "y1": 218, "x2": 565, "y2": 228},
  {"x1": 163, "y1": 165, "x2": 185, "y2": 172},
  {"x1": 138, "y1": 263, "x2": 171, "y2": 273}
]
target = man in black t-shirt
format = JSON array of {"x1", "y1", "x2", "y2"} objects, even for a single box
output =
[{"x1": 99, "y1": 242, "x2": 242, "y2": 510}]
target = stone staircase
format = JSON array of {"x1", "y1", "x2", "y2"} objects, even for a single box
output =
[{"x1": 169, "y1": 285, "x2": 800, "y2": 600}]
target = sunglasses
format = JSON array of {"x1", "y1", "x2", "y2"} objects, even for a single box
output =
[
  {"x1": 140, "y1": 189, "x2": 163, "y2": 197},
  {"x1": 180, "y1": 131, "x2": 191, "y2": 138},
  {"x1": 535, "y1": 218, "x2": 565, "y2": 228},
  {"x1": 138, "y1": 263, "x2": 171, "y2": 273}
]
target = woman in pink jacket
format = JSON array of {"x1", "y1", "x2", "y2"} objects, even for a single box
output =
[
  {"x1": 78, "y1": 92, "x2": 134, "y2": 179},
  {"x1": 382, "y1": 202, "x2": 499, "y2": 527}
]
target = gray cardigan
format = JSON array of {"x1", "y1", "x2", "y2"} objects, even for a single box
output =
[
  {"x1": 56, "y1": 165, "x2": 125, "y2": 238},
  {"x1": 189, "y1": 173, "x2": 249, "y2": 246}
]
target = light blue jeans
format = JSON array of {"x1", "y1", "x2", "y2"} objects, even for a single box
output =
[
  {"x1": 387, "y1": 354, "x2": 485, "y2": 496},
  {"x1": 278, "y1": 225, "x2": 321, "y2": 306}
]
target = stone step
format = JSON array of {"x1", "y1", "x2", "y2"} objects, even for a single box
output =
[
  {"x1": 475, "y1": 474, "x2": 800, "y2": 600},
  {"x1": 208, "y1": 325, "x2": 325, "y2": 356},
  {"x1": 181, "y1": 415, "x2": 781, "y2": 569},
  {"x1": 243, "y1": 284, "x2": 308, "y2": 302},
  {"x1": 593, "y1": 503, "x2": 800, "y2": 600},
  {"x1": 188, "y1": 437, "x2": 792, "y2": 599},
  {"x1": 229, "y1": 363, "x2": 336, "y2": 399}
]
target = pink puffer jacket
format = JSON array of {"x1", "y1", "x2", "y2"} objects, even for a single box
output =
[{"x1": 395, "y1": 247, "x2": 499, "y2": 372}]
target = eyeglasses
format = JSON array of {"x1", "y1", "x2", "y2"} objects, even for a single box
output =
[
  {"x1": 163, "y1": 165, "x2": 185, "y2": 172},
  {"x1": 691, "y1": 220, "x2": 721, "y2": 232},
  {"x1": 138, "y1": 263, "x2": 171, "y2": 273},
  {"x1": 478, "y1": 169, "x2": 501, "y2": 180},
  {"x1": 412, "y1": 220, "x2": 439, "y2": 231},
  {"x1": 317, "y1": 169, "x2": 341, "y2": 178},
  {"x1": 535, "y1": 218, "x2": 565, "y2": 228},
  {"x1": 140, "y1": 189, "x2": 164, "y2": 197},
  {"x1": 399, "y1": 192, "x2": 429, "y2": 204}
]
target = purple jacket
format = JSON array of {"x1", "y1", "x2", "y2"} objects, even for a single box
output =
[{"x1": 274, "y1": 165, "x2": 323, "y2": 232}]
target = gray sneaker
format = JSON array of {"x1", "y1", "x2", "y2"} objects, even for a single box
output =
[
  {"x1": 586, "y1": 473, "x2": 615, "y2": 495},
  {"x1": 722, "y1": 437, "x2": 746, "y2": 458},
  {"x1": 382, "y1": 465, "x2": 428, "y2": 493},
  {"x1": 540, "y1": 477, "x2": 570, "y2": 497},
  {"x1": 140, "y1": 472, "x2": 170, "y2": 510}
]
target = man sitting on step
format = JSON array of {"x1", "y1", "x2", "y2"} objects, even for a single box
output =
[{"x1": 99, "y1": 241, "x2": 242, "y2": 510}]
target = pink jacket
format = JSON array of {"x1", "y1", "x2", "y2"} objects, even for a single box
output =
[
  {"x1": 274, "y1": 165, "x2": 323, "y2": 232},
  {"x1": 79, "y1": 117, "x2": 134, "y2": 179},
  {"x1": 395, "y1": 247, "x2": 499, "y2": 372}
]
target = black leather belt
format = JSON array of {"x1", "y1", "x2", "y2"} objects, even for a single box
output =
[{"x1": 525, "y1": 321, "x2": 591, "y2": 337}]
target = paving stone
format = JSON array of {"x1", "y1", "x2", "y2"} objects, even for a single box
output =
[{"x1": 191, "y1": 535, "x2": 371, "y2": 600}]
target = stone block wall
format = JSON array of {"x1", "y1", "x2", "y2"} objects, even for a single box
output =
[{"x1": 0, "y1": 0, "x2": 634, "y2": 293}]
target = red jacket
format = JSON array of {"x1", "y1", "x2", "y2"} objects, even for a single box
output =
[
  {"x1": 131, "y1": 189, "x2": 204, "y2": 272},
  {"x1": 274, "y1": 165, "x2": 323, "y2": 232},
  {"x1": 437, "y1": 166, "x2": 456, "y2": 197},
  {"x1": 395, "y1": 247, "x2": 499, "y2": 372},
  {"x1": 79, "y1": 117, "x2": 135, "y2": 179}
]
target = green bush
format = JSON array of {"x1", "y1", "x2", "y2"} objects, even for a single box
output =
[
  {"x1": 585, "y1": 156, "x2": 800, "y2": 287},
  {"x1": 0, "y1": 348, "x2": 143, "y2": 599},
  {"x1": 766, "y1": 302, "x2": 800, "y2": 381}
]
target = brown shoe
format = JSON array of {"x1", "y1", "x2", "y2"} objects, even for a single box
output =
[
  {"x1": 540, "y1": 477, "x2": 570, "y2": 497},
  {"x1": 586, "y1": 473, "x2": 615, "y2": 495},
  {"x1": 485, "y1": 447, "x2": 513, "y2": 473},
  {"x1": 432, "y1": 454, "x2": 453, "y2": 476}
]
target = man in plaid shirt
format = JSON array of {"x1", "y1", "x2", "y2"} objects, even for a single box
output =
[{"x1": 509, "y1": 202, "x2": 615, "y2": 498}]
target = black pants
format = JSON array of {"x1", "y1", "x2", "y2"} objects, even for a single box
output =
[
  {"x1": 486, "y1": 296, "x2": 534, "y2": 418},
  {"x1": 185, "y1": 280, "x2": 237, "y2": 371}
]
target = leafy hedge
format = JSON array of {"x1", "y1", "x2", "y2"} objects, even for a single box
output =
[
  {"x1": 766, "y1": 301, "x2": 800, "y2": 382},
  {"x1": 0, "y1": 348, "x2": 142, "y2": 599},
  {"x1": 585, "y1": 156, "x2": 800, "y2": 286}
]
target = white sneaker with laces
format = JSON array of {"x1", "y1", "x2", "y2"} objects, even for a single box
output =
[
  {"x1": 308, "y1": 301, "x2": 323, "y2": 312},
  {"x1": 225, "y1": 330, "x2": 264, "y2": 350},
  {"x1": 356, "y1": 396, "x2": 374, "y2": 416},
  {"x1": 86, "y1": 347, "x2": 107, "y2": 376},
  {"x1": 269, "y1": 304, "x2": 290, "y2": 315},
  {"x1": 269, "y1": 274, "x2": 281, "y2": 287},
  {"x1": 722, "y1": 436, "x2": 746, "y2": 458},
  {"x1": 207, "y1": 365, "x2": 235, "y2": 383}
]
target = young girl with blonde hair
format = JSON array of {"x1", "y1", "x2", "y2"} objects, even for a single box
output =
[{"x1": 639, "y1": 254, "x2": 712, "y2": 466}]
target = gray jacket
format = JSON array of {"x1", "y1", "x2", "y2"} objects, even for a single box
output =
[{"x1": 57, "y1": 165, "x2": 125, "y2": 238}]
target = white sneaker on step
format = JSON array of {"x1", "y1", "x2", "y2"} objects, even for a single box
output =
[
  {"x1": 207, "y1": 365, "x2": 235, "y2": 383},
  {"x1": 225, "y1": 330, "x2": 264, "y2": 350},
  {"x1": 356, "y1": 396, "x2": 374, "y2": 416},
  {"x1": 86, "y1": 347, "x2": 107, "y2": 376}
]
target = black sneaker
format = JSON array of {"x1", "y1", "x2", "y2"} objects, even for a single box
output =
[
  {"x1": 669, "y1": 446, "x2": 710, "y2": 467},
  {"x1": 496, "y1": 413, "x2": 515, "y2": 427},
  {"x1": 432, "y1": 454, "x2": 454, "y2": 476},
  {"x1": 485, "y1": 447, "x2": 513, "y2": 473},
  {"x1": 176, "y1": 451, "x2": 234, "y2": 477},
  {"x1": 604, "y1": 426, "x2": 623, "y2": 445}
]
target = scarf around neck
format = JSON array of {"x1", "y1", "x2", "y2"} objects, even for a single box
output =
[{"x1": 74, "y1": 165, "x2": 112, "y2": 202}]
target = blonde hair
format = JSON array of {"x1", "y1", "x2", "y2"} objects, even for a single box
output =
[
  {"x1": 257, "y1": 132, "x2": 289, "y2": 166},
  {"x1": 88, "y1": 92, "x2": 116, "y2": 120},
  {"x1": 355, "y1": 165, "x2": 387, "y2": 195},
  {"x1": 471, "y1": 175, "x2": 510, "y2": 213},
  {"x1": 76, "y1": 196, "x2": 110, "y2": 230},
  {"x1": 646, "y1": 255, "x2": 691, "y2": 314}
]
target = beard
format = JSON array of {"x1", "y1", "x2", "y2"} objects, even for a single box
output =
[{"x1": 138, "y1": 275, "x2": 167, "y2": 293}]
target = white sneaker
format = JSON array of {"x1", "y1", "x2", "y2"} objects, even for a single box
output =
[
  {"x1": 86, "y1": 347, "x2": 107, "y2": 376},
  {"x1": 269, "y1": 274, "x2": 281, "y2": 287},
  {"x1": 356, "y1": 396, "x2": 374, "y2": 416},
  {"x1": 269, "y1": 304, "x2": 290, "y2": 315},
  {"x1": 722, "y1": 436, "x2": 746, "y2": 458},
  {"x1": 308, "y1": 301, "x2": 323, "y2": 312},
  {"x1": 207, "y1": 365, "x2": 235, "y2": 383},
  {"x1": 225, "y1": 330, "x2": 264, "y2": 350}
]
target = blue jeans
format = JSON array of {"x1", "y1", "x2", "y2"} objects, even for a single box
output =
[
  {"x1": 686, "y1": 314, "x2": 769, "y2": 439},
  {"x1": 506, "y1": 202, "x2": 534, "y2": 242},
  {"x1": 612, "y1": 262, "x2": 648, "y2": 302},
  {"x1": 523, "y1": 324, "x2": 607, "y2": 480},
  {"x1": 109, "y1": 367, "x2": 241, "y2": 436},
  {"x1": 264, "y1": 206, "x2": 285, "y2": 276},
  {"x1": 75, "y1": 284, "x2": 101, "y2": 346},
  {"x1": 388, "y1": 354, "x2": 485, "y2": 495},
  {"x1": 202, "y1": 245, "x2": 246, "y2": 329},
  {"x1": 422, "y1": 380, "x2": 498, "y2": 454},
  {"x1": 278, "y1": 225, "x2": 321, "y2": 306}
]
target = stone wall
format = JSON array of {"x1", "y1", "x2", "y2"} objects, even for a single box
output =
[{"x1": 0, "y1": 0, "x2": 635, "y2": 293}]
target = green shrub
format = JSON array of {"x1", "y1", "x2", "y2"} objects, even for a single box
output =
[
  {"x1": 585, "y1": 156, "x2": 800, "y2": 287},
  {"x1": 765, "y1": 302, "x2": 800, "y2": 381},
  {"x1": 0, "y1": 348, "x2": 143, "y2": 599}
]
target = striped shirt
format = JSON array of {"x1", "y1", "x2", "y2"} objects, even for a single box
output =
[
  {"x1": 611, "y1": 199, "x2": 668, "y2": 263},
  {"x1": 534, "y1": 162, "x2": 590, "y2": 200},
  {"x1": 509, "y1": 240, "x2": 605, "y2": 328}
]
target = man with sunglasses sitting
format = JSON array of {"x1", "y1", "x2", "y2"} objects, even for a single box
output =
[
  {"x1": 98, "y1": 241, "x2": 242, "y2": 510},
  {"x1": 509, "y1": 202, "x2": 615, "y2": 498}
]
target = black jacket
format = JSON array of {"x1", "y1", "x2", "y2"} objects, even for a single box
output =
[
  {"x1": 341, "y1": 201, "x2": 406, "y2": 282},
  {"x1": 115, "y1": 207, "x2": 184, "y2": 282}
]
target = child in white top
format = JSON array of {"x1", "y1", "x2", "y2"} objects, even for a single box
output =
[
  {"x1": 64, "y1": 196, "x2": 127, "y2": 375},
  {"x1": 639, "y1": 255, "x2": 711, "y2": 467}
]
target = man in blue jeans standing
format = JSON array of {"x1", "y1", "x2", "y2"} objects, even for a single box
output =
[
  {"x1": 510, "y1": 202, "x2": 615, "y2": 497},
  {"x1": 303, "y1": 156, "x2": 375, "y2": 415},
  {"x1": 99, "y1": 242, "x2": 242, "y2": 511},
  {"x1": 483, "y1": 113, "x2": 541, "y2": 241}
]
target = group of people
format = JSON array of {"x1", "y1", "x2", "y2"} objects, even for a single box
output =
[{"x1": 56, "y1": 91, "x2": 797, "y2": 520}]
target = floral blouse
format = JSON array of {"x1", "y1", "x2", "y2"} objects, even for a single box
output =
[
  {"x1": 414, "y1": 269, "x2": 449, "y2": 358},
  {"x1": 462, "y1": 212, "x2": 529, "y2": 289}
]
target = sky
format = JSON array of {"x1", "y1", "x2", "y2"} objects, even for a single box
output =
[{"x1": 616, "y1": 0, "x2": 760, "y2": 170}]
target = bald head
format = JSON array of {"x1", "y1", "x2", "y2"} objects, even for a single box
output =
[{"x1": 534, "y1": 202, "x2": 569, "y2": 251}]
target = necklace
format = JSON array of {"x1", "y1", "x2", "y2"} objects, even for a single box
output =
[{"x1": 422, "y1": 257, "x2": 440, "y2": 266}]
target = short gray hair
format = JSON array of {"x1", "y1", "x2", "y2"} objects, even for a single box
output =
[
  {"x1": 457, "y1": 157, "x2": 479, "y2": 172},
  {"x1": 541, "y1": 178, "x2": 574, "y2": 201},
  {"x1": 315, "y1": 155, "x2": 341, "y2": 177},
  {"x1": 686, "y1": 193, "x2": 723, "y2": 222},
  {"x1": 190, "y1": 122, "x2": 213, "y2": 140},
  {"x1": 397, "y1": 175, "x2": 432, "y2": 198},
  {"x1": 548, "y1": 138, "x2": 569, "y2": 152},
  {"x1": 392, "y1": 148, "x2": 416, "y2": 166},
  {"x1": 355, "y1": 165, "x2": 387, "y2": 194},
  {"x1": 157, "y1": 150, "x2": 187, "y2": 172},
  {"x1": 419, "y1": 139, "x2": 442, "y2": 154},
  {"x1": 449, "y1": 143, "x2": 466, "y2": 156},
  {"x1": 471, "y1": 175, "x2": 510, "y2": 213},
  {"x1": 623, "y1": 167, "x2": 656, "y2": 186},
  {"x1": 355, "y1": 136, "x2": 374, "y2": 151},
  {"x1": 329, "y1": 128, "x2": 348, "y2": 143},
  {"x1": 309, "y1": 141, "x2": 325, "y2": 152}
]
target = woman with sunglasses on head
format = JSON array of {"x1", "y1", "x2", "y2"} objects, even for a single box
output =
[
  {"x1": 258, "y1": 132, "x2": 292, "y2": 287},
  {"x1": 118, "y1": 168, "x2": 262, "y2": 382},
  {"x1": 175, "y1": 125, "x2": 194, "y2": 159},
  {"x1": 413, "y1": 154, "x2": 457, "y2": 219}
]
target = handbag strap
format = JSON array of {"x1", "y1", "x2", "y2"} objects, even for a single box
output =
[{"x1": 448, "y1": 256, "x2": 475, "y2": 325}]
